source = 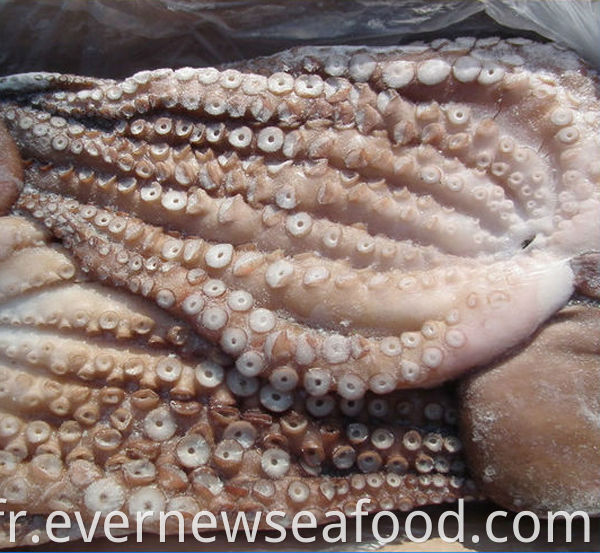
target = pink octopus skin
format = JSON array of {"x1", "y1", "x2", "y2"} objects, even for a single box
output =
[{"x1": 0, "y1": 37, "x2": 598, "y2": 546}]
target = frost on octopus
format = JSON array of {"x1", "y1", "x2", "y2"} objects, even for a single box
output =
[
  {"x1": 0, "y1": 214, "x2": 474, "y2": 544},
  {"x1": 0, "y1": 39, "x2": 598, "y2": 400},
  {"x1": 0, "y1": 37, "x2": 599, "y2": 545}
]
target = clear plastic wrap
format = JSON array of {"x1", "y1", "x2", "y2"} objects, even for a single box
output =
[
  {"x1": 1, "y1": 0, "x2": 598, "y2": 78},
  {"x1": 482, "y1": 0, "x2": 600, "y2": 67}
]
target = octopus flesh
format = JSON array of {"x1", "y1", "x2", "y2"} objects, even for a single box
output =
[{"x1": 0, "y1": 37, "x2": 598, "y2": 546}]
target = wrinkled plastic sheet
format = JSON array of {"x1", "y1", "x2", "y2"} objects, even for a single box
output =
[
  {"x1": 0, "y1": 0, "x2": 598, "y2": 79},
  {"x1": 0, "y1": 1, "x2": 599, "y2": 551}
]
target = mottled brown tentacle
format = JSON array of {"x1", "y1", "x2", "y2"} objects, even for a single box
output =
[
  {"x1": 1, "y1": 42, "x2": 598, "y2": 400},
  {"x1": 0, "y1": 38, "x2": 599, "y2": 545},
  {"x1": 0, "y1": 214, "x2": 477, "y2": 543},
  {"x1": 17, "y1": 190, "x2": 575, "y2": 397},
  {"x1": 0, "y1": 121, "x2": 22, "y2": 215}
]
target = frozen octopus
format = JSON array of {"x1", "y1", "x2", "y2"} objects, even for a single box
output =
[{"x1": 0, "y1": 37, "x2": 598, "y2": 547}]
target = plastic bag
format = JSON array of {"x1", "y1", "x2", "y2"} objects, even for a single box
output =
[{"x1": 0, "y1": 0, "x2": 598, "y2": 78}]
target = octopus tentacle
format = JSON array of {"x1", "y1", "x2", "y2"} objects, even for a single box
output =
[
  {"x1": 1, "y1": 39, "x2": 595, "y2": 398},
  {"x1": 0, "y1": 215, "x2": 47, "y2": 261},
  {"x1": 0, "y1": 283, "x2": 210, "y2": 351},
  {"x1": 0, "y1": 36, "x2": 598, "y2": 544},
  {"x1": 0, "y1": 102, "x2": 519, "y2": 258},
  {"x1": 18, "y1": 190, "x2": 573, "y2": 396},
  {"x1": 19, "y1": 154, "x2": 491, "y2": 270},
  {"x1": 0, "y1": 215, "x2": 477, "y2": 545}
]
